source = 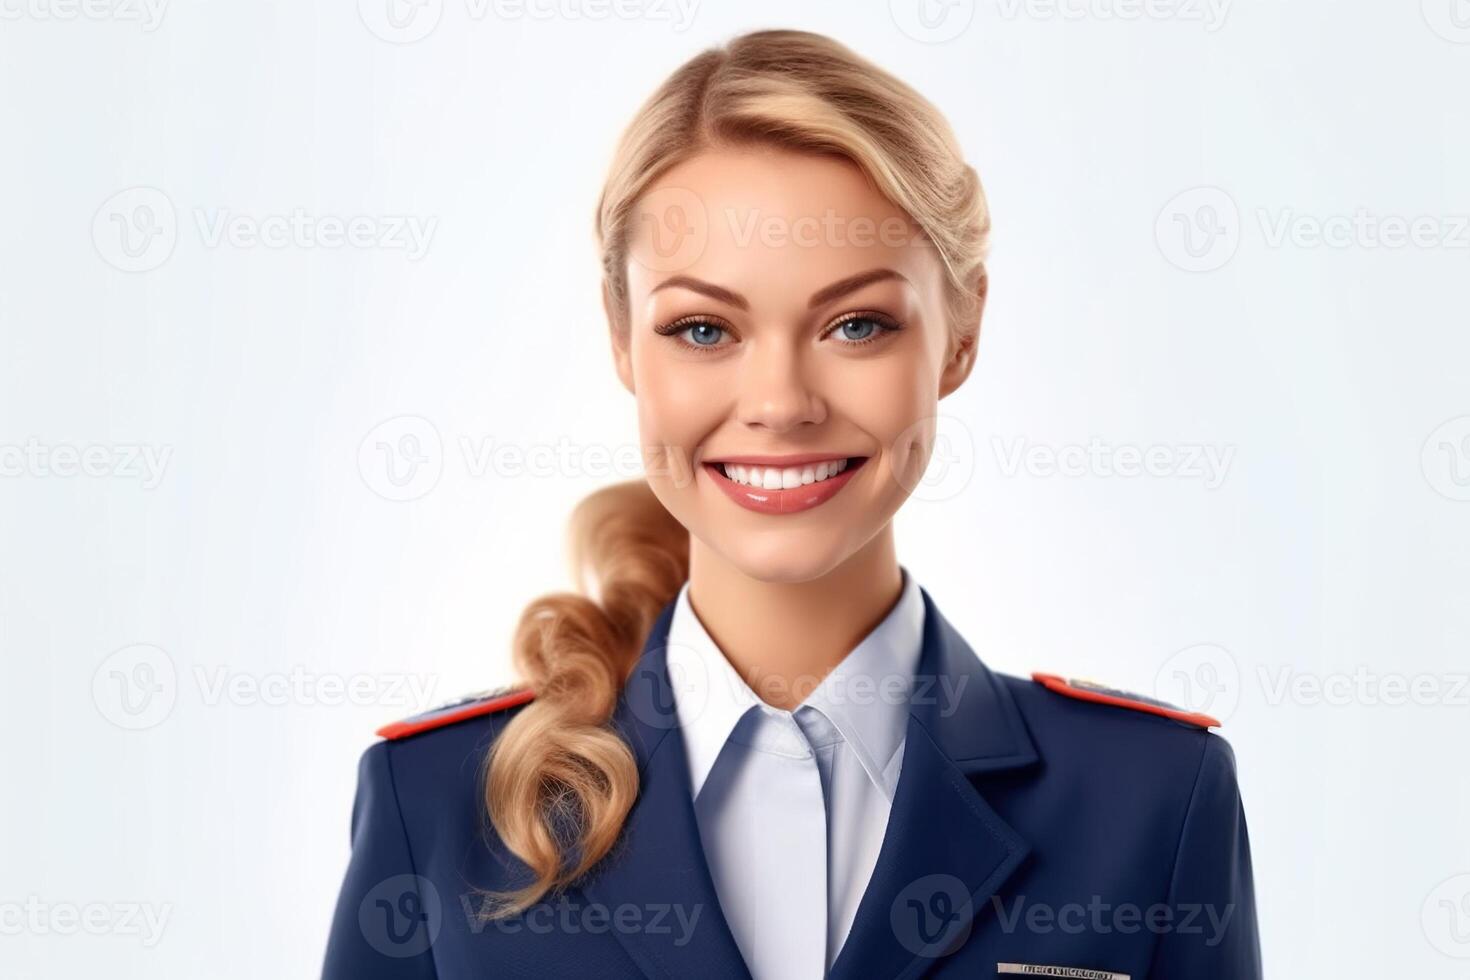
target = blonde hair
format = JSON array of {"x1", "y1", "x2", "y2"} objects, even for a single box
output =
[{"x1": 483, "y1": 27, "x2": 991, "y2": 916}]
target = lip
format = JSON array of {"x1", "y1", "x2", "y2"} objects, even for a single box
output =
[
  {"x1": 703, "y1": 452, "x2": 856, "y2": 467},
  {"x1": 704, "y1": 455, "x2": 867, "y2": 516}
]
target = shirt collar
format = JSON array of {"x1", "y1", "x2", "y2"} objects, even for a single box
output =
[{"x1": 665, "y1": 566, "x2": 927, "y2": 802}]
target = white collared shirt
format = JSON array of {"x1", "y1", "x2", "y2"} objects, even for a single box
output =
[{"x1": 665, "y1": 568, "x2": 926, "y2": 977}]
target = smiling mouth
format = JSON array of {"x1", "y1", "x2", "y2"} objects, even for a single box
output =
[
  {"x1": 715, "y1": 456, "x2": 860, "y2": 489},
  {"x1": 702, "y1": 455, "x2": 869, "y2": 515}
]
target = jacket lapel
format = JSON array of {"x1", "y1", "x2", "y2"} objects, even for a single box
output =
[
  {"x1": 828, "y1": 586, "x2": 1039, "y2": 980},
  {"x1": 581, "y1": 586, "x2": 1037, "y2": 980},
  {"x1": 579, "y1": 600, "x2": 753, "y2": 980}
]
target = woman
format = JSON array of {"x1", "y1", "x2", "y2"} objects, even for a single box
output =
[{"x1": 323, "y1": 29, "x2": 1261, "y2": 980}]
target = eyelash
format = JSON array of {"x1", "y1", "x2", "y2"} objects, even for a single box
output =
[{"x1": 652, "y1": 311, "x2": 904, "y2": 354}]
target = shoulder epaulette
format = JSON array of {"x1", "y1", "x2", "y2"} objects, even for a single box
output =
[
  {"x1": 1031, "y1": 672, "x2": 1220, "y2": 729},
  {"x1": 376, "y1": 683, "x2": 536, "y2": 740}
]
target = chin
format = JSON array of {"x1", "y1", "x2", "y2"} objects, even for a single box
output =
[{"x1": 709, "y1": 527, "x2": 859, "y2": 585}]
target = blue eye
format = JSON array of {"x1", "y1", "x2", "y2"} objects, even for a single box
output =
[
  {"x1": 654, "y1": 316, "x2": 734, "y2": 352},
  {"x1": 829, "y1": 315, "x2": 901, "y2": 346},
  {"x1": 683, "y1": 322, "x2": 725, "y2": 346}
]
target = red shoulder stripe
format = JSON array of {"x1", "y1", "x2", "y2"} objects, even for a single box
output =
[
  {"x1": 376, "y1": 687, "x2": 536, "y2": 741},
  {"x1": 1031, "y1": 672, "x2": 1220, "y2": 729}
]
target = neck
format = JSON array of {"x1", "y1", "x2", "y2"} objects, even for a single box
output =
[{"x1": 685, "y1": 528, "x2": 904, "y2": 711}]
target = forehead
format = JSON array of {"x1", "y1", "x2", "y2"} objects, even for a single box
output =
[{"x1": 624, "y1": 145, "x2": 941, "y2": 307}]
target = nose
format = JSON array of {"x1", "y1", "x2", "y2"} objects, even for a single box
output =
[{"x1": 735, "y1": 338, "x2": 827, "y2": 434}]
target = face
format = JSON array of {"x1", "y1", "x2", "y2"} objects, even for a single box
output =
[{"x1": 608, "y1": 145, "x2": 977, "y2": 584}]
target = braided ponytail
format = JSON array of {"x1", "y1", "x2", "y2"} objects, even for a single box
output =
[{"x1": 482, "y1": 481, "x2": 686, "y2": 915}]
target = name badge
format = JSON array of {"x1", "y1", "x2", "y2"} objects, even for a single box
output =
[{"x1": 996, "y1": 964, "x2": 1130, "y2": 980}]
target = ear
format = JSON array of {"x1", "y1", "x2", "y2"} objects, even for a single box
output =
[
  {"x1": 603, "y1": 280, "x2": 635, "y2": 395},
  {"x1": 938, "y1": 280, "x2": 985, "y2": 399}
]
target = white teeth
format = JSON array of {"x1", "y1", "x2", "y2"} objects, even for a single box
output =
[{"x1": 719, "y1": 458, "x2": 854, "y2": 489}]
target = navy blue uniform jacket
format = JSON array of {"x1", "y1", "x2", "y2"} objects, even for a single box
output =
[{"x1": 324, "y1": 587, "x2": 1262, "y2": 978}]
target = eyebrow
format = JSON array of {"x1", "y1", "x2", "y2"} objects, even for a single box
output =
[{"x1": 649, "y1": 267, "x2": 908, "y2": 312}]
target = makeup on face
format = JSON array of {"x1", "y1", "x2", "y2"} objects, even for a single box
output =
[{"x1": 620, "y1": 146, "x2": 957, "y2": 583}]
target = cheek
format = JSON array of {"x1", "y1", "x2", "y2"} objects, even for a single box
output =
[
  {"x1": 826, "y1": 353, "x2": 938, "y2": 489},
  {"x1": 631, "y1": 344, "x2": 720, "y2": 479},
  {"x1": 828, "y1": 350, "x2": 934, "y2": 436}
]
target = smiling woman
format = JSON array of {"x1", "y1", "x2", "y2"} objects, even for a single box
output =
[
  {"x1": 322, "y1": 27, "x2": 1261, "y2": 980},
  {"x1": 613, "y1": 144, "x2": 971, "y2": 586}
]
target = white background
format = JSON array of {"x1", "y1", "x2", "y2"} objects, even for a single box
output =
[{"x1": 3, "y1": 0, "x2": 1469, "y2": 976}]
